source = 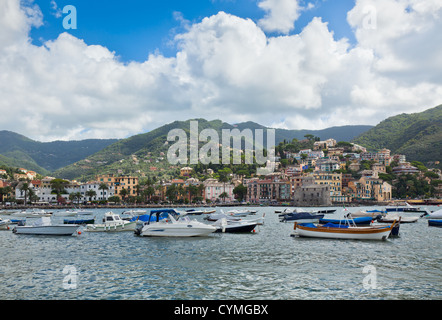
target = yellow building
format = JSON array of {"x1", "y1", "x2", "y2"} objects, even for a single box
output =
[
  {"x1": 97, "y1": 174, "x2": 139, "y2": 199},
  {"x1": 313, "y1": 172, "x2": 343, "y2": 200}
]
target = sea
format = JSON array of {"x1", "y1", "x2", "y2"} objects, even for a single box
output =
[{"x1": 0, "y1": 206, "x2": 441, "y2": 301}]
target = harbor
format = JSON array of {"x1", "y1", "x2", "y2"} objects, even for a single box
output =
[{"x1": 1, "y1": 205, "x2": 441, "y2": 300}]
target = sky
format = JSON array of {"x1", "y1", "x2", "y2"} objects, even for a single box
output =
[{"x1": 0, "y1": 0, "x2": 441, "y2": 142}]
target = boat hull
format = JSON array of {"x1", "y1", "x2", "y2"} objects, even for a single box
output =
[
  {"x1": 215, "y1": 223, "x2": 257, "y2": 233},
  {"x1": 86, "y1": 221, "x2": 136, "y2": 232},
  {"x1": 13, "y1": 224, "x2": 79, "y2": 236},
  {"x1": 428, "y1": 220, "x2": 442, "y2": 227},
  {"x1": 139, "y1": 225, "x2": 216, "y2": 237},
  {"x1": 293, "y1": 223, "x2": 396, "y2": 241}
]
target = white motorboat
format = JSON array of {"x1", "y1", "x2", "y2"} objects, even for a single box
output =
[
  {"x1": 347, "y1": 210, "x2": 384, "y2": 219},
  {"x1": 86, "y1": 212, "x2": 136, "y2": 232},
  {"x1": 54, "y1": 209, "x2": 78, "y2": 217},
  {"x1": 122, "y1": 209, "x2": 146, "y2": 217},
  {"x1": 0, "y1": 218, "x2": 12, "y2": 230},
  {"x1": 421, "y1": 208, "x2": 442, "y2": 219},
  {"x1": 12, "y1": 217, "x2": 79, "y2": 236},
  {"x1": 135, "y1": 210, "x2": 216, "y2": 237},
  {"x1": 77, "y1": 209, "x2": 93, "y2": 215},
  {"x1": 212, "y1": 218, "x2": 259, "y2": 233},
  {"x1": 205, "y1": 212, "x2": 242, "y2": 222},
  {"x1": 11, "y1": 209, "x2": 53, "y2": 218},
  {"x1": 378, "y1": 213, "x2": 419, "y2": 223}
]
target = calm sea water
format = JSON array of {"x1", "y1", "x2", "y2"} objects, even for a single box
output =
[{"x1": 1, "y1": 206, "x2": 441, "y2": 300}]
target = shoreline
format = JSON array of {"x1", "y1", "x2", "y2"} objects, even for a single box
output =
[{"x1": 1, "y1": 199, "x2": 440, "y2": 210}]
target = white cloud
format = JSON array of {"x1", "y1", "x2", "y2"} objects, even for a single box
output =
[
  {"x1": 0, "y1": 0, "x2": 441, "y2": 142},
  {"x1": 257, "y1": 0, "x2": 302, "y2": 34}
]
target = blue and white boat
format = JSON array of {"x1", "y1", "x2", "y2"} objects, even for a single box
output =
[{"x1": 134, "y1": 209, "x2": 216, "y2": 237}]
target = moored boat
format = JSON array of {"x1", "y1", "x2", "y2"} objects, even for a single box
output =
[
  {"x1": 12, "y1": 217, "x2": 79, "y2": 236},
  {"x1": 11, "y1": 209, "x2": 53, "y2": 218},
  {"x1": 378, "y1": 213, "x2": 419, "y2": 223},
  {"x1": 280, "y1": 211, "x2": 324, "y2": 223},
  {"x1": 86, "y1": 212, "x2": 136, "y2": 232},
  {"x1": 212, "y1": 218, "x2": 258, "y2": 233},
  {"x1": 0, "y1": 218, "x2": 12, "y2": 230},
  {"x1": 421, "y1": 209, "x2": 442, "y2": 219},
  {"x1": 319, "y1": 216, "x2": 373, "y2": 226},
  {"x1": 134, "y1": 209, "x2": 216, "y2": 237},
  {"x1": 292, "y1": 219, "x2": 399, "y2": 241},
  {"x1": 64, "y1": 218, "x2": 95, "y2": 225},
  {"x1": 428, "y1": 220, "x2": 442, "y2": 227}
]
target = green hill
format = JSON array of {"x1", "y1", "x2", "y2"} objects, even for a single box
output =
[
  {"x1": 52, "y1": 119, "x2": 372, "y2": 181},
  {"x1": 0, "y1": 131, "x2": 118, "y2": 173},
  {"x1": 352, "y1": 105, "x2": 442, "y2": 164}
]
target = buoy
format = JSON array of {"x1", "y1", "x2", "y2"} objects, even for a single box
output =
[{"x1": 77, "y1": 231, "x2": 82, "y2": 235}]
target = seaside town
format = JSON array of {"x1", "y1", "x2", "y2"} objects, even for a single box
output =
[{"x1": 1, "y1": 137, "x2": 441, "y2": 208}]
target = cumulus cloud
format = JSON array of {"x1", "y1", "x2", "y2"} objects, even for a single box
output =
[
  {"x1": 0, "y1": 0, "x2": 441, "y2": 142},
  {"x1": 257, "y1": 0, "x2": 302, "y2": 34}
]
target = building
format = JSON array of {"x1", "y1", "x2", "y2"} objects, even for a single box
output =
[
  {"x1": 313, "y1": 172, "x2": 346, "y2": 202},
  {"x1": 348, "y1": 176, "x2": 392, "y2": 201},
  {"x1": 392, "y1": 163, "x2": 419, "y2": 175},
  {"x1": 292, "y1": 177, "x2": 332, "y2": 206},
  {"x1": 246, "y1": 178, "x2": 291, "y2": 203},
  {"x1": 97, "y1": 174, "x2": 139, "y2": 199},
  {"x1": 204, "y1": 178, "x2": 234, "y2": 203},
  {"x1": 316, "y1": 159, "x2": 340, "y2": 172},
  {"x1": 180, "y1": 167, "x2": 193, "y2": 177}
]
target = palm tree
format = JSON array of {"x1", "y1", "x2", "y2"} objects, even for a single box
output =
[
  {"x1": 19, "y1": 182, "x2": 30, "y2": 206},
  {"x1": 119, "y1": 188, "x2": 129, "y2": 203},
  {"x1": 219, "y1": 192, "x2": 228, "y2": 203},
  {"x1": 86, "y1": 190, "x2": 97, "y2": 202},
  {"x1": 98, "y1": 183, "x2": 109, "y2": 200}
]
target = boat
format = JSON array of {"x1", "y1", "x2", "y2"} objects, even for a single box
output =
[
  {"x1": 316, "y1": 209, "x2": 336, "y2": 214},
  {"x1": 280, "y1": 211, "x2": 324, "y2": 223},
  {"x1": 185, "y1": 209, "x2": 205, "y2": 215},
  {"x1": 54, "y1": 209, "x2": 78, "y2": 217},
  {"x1": 77, "y1": 209, "x2": 93, "y2": 215},
  {"x1": 386, "y1": 202, "x2": 426, "y2": 213},
  {"x1": 12, "y1": 217, "x2": 79, "y2": 236},
  {"x1": 202, "y1": 209, "x2": 216, "y2": 214},
  {"x1": 205, "y1": 212, "x2": 242, "y2": 222},
  {"x1": 122, "y1": 209, "x2": 146, "y2": 217},
  {"x1": 346, "y1": 210, "x2": 384, "y2": 219},
  {"x1": 212, "y1": 218, "x2": 259, "y2": 233},
  {"x1": 64, "y1": 218, "x2": 95, "y2": 225},
  {"x1": 377, "y1": 213, "x2": 419, "y2": 223},
  {"x1": 0, "y1": 218, "x2": 12, "y2": 230},
  {"x1": 225, "y1": 209, "x2": 256, "y2": 217},
  {"x1": 319, "y1": 216, "x2": 374, "y2": 226},
  {"x1": 428, "y1": 220, "x2": 442, "y2": 227},
  {"x1": 85, "y1": 212, "x2": 136, "y2": 232},
  {"x1": 291, "y1": 219, "x2": 400, "y2": 241},
  {"x1": 11, "y1": 209, "x2": 53, "y2": 218},
  {"x1": 134, "y1": 209, "x2": 216, "y2": 237},
  {"x1": 421, "y1": 209, "x2": 442, "y2": 219}
]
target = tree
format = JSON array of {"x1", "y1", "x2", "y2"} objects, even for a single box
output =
[
  {"x1": 86, "y1": 189, "x2": 97, "y2": 202},
  {"x1": 98, "y1": 183, "x2": 109, "y2": 200},
  {"x1": 50, "y1": 179, "x2": 69, "y2": 195},
  {"x1": 219, "y1": 192, "x2": 229, "y2": 203},
  {"x1": 119, "y1": 188, "x2": 129, "y2": 202},
  {"x1": 19, "y1": 182, "x2": 30, "y2": 206},
  {"x1": 233, "y1": 184, "x2": 247, "y2": 202}
]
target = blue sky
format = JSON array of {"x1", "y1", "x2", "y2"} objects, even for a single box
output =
[
  {"x1": 3, "y1": 0, "x2": 440, "y2": 141},
  {"x1": 31, "y1": 0, "x2": 357, "y2": 63}
]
